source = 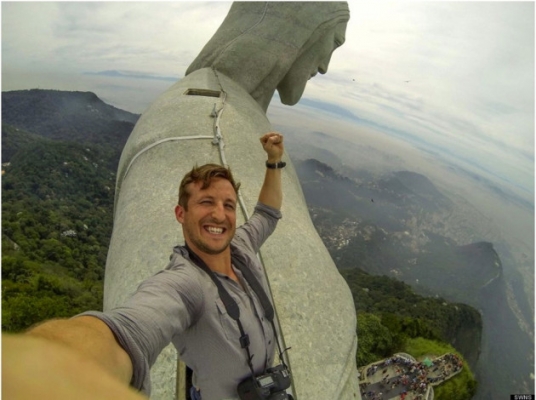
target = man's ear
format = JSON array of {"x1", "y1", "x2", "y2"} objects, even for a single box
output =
[{"x1": 175, "y1": 205, "x2": 185, "y2": 224}]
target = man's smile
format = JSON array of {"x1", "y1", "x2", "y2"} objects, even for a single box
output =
[{"x1": 205, "y1": 225, "x2": 225, "y2": 235}]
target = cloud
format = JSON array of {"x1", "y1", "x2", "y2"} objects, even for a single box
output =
[
  {"x1": 83, "y1": 70, "x2": 179, "y2": 82},
  {"x1": 2, "y1": 2, "x2": 232, "y2": 76}
]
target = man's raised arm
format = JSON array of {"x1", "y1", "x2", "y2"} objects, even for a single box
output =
[
  {"x1": 2, "y1": 317, "x2": 143, "y2": 400},
  {"x1": 258, "y1": 132, "x2": 285, "y2": 210}
]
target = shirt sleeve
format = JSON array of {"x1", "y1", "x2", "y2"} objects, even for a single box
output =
[
  {"x1": 77, "y1": 266, "x2": 204, "y2": 395},
  {"x1": 234, "y1": 202, "x2": 282, "y2": 254}
]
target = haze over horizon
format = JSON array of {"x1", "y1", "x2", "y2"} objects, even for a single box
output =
[{"x1": 2, "y1": 1, "x2": 534, "y2": 314}]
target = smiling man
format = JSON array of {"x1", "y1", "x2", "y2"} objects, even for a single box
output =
[
  {"x1": 4, "y1": 132, "x2": 286, "y2": 400},
  {"x1": 168, "y1": 132, "x2": 284, "y2": 398}
]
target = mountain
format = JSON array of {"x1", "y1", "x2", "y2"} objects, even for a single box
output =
[
  {"x1": 1, "y1": 90, "x2": 138, "y2": 331},
  {"x1": 2, "y1": 89, "x2": 139, "y2": 168},
  {"x1": 295, "y1": 159, "x2": 501, "y2": 300},
  {"x1": 293, "y1": 157, "x2": 533, "y2": 400}
]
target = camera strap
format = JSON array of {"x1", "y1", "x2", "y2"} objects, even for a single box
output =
[
  {"x1": 229, "y1": 247, "x2": 274, "y2": 322},
  {"x1": 184, "y1": 244, "x2": 287, "y2": 378}
]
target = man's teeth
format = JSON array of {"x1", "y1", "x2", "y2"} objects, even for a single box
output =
[{"x1": 207, "y1": 227, "x2": 223, "y2": 234}]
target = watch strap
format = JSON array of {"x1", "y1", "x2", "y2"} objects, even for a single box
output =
[{"x1": 265, "y1": 161, "x2": 286, "y2": 169}]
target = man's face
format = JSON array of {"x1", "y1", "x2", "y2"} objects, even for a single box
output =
[
  {"x1": 175, "y1": 178, "x2": 237, "y2": 256},
  {"x1": 277, "y1": 21, "x2": 348, "y2": 105}
]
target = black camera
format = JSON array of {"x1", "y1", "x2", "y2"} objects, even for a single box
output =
[{"x1": 237, "y1": 364, "x2": 293, "y2": 400}]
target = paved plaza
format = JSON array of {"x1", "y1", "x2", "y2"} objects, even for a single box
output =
[{"x1": 358, "y1": 353, "x2": 463, "y2": 400}]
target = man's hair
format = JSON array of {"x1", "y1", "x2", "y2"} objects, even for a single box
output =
[{"x1": 178, "y1": 164, "x2": 241, "y2": 209}]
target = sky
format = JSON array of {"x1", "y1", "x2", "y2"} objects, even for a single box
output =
[{"x1": 1, "y1": 1, "x2": 534, "y2": 215}]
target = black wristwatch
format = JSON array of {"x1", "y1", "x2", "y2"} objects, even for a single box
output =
[{"x1": 266, "y1": 160, "x2": 286, "y2": 169}]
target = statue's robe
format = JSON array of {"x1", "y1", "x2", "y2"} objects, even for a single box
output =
[{"x1": 104, "y1": 68, "x2": 360, "y2": 399}]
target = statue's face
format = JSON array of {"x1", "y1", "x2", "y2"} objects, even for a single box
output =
[{"x1": 277, "y1": 21, "x2": 348, "y2": 105}]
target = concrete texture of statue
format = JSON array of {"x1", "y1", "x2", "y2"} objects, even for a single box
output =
[
  {"x1": 186, "y1": 2, "x2": 350, "y2": 112},
  {"x1": 105, "y1": 2, "x2": 360, "y2": 399}
]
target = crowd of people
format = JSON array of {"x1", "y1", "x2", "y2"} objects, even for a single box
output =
[
  {"x1": 428, "y1": 353, "x2": 463, "y2": 382},
  {"x1": 359, "y1": 353, "x2": 463, "y2": 400}
]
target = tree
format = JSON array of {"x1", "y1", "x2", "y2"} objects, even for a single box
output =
[{"x1": 356, "y1": 313, "x2": 394, "y2": 366}]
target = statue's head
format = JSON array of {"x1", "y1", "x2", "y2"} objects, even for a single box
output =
[{"x1": 186, "y1": 2, "x2": 350, "y2": 112}]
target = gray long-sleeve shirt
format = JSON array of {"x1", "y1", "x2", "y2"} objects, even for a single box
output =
[{"x1": 80, "y1": 202, "x2": 281, "y2": 400}]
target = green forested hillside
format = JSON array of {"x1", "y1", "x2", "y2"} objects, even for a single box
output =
[
  {"x1": 341, "y1": 268, "x2": 481, "y2": 367},
  {"x1": 2, "y1": 89, "x2": 138, "y2": 332},
  {"x1": 2, "y1": 126, "x2": 116, "y2": 331}
]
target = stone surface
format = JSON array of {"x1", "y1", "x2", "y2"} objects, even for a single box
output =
[
  {"x1": 104, "y1": 2, "x2": 360, "y2": 399},
  {"x1": 187, "y1": 2, "x2": 351, "y2": 112}
]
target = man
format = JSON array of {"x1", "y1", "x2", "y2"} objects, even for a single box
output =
[{"x1": 2, "y1": 132, "x2": 285, "y2": 400}]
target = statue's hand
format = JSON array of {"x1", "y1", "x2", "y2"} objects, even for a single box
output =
[{"x1": 260, "y1": 132, "x2": 284, "y2": 162}]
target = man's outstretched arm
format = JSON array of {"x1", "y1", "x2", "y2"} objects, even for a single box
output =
[
  {"x1": 3, "y1": 316, "x2": 142, "y2": 400},
  {"x1": 258, "y1": 132, "x2": 284, "y2": 210}
]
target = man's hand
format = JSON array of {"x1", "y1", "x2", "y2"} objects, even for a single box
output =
[
  {"x1": 2, "y1": 333, "x2": 147, "y2": 400},
  {"x1": 258, "y1": 132, "x2": 284, "y2": 210},
  {"x1": 260, "y1": 132, "x2": 284, "y2": 162},
  {"x1": 26, "y1": 316, "x2": 133, "y2": 384}
]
